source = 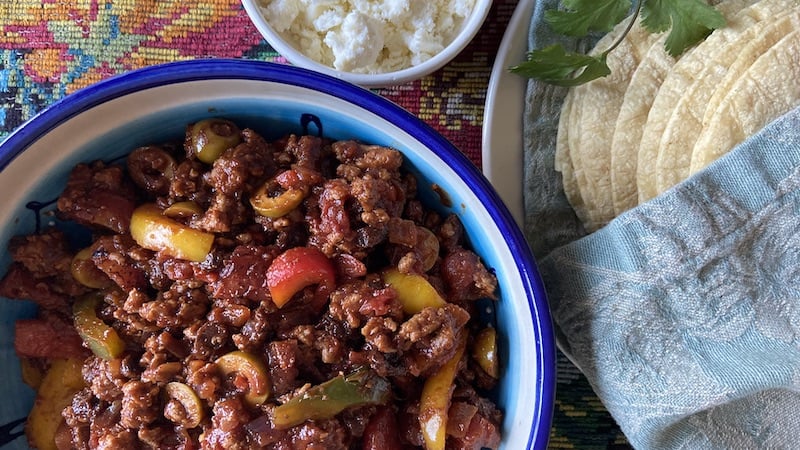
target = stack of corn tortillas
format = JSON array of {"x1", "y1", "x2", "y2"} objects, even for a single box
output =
[{"x1": 555, "y1": 0, "x2": 800, "y2": 232}]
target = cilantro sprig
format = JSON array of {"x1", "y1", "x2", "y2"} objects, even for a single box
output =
[{"x1": 510, "y1": 0, "x2": 725, "y2": 86}]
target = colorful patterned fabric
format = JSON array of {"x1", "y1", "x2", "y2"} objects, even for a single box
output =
[
  {"x1": 0, "y1": 0, "x2": 629, "y2": 447},
  {"x1": 0, "y1": 0, "x2": 500, "y2": 164}
]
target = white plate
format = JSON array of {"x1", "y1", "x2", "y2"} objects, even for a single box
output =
[{"x1": 481, "y1": 0, "x2": 535, "y2": 227}]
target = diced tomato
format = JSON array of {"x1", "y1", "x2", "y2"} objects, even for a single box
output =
[
  {"x1": 363, "y1": 406, "x2": 403, "y2": 450},
  {"x1": 14, "y1": 318, "x2": 88, "y2": 359},
  {"x1": 451, "y1": 413, "x2": 502, "y2": 450}
]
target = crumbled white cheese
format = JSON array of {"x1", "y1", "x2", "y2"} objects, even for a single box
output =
[
  {"x1": 259, "y1": 0, "x2": 476, "y2": 74},
  {"x1": 324, "y1": 12, "x2": 383, "y2": 71}
]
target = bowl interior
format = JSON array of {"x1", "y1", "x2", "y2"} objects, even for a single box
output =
[{"x1": 0, "y1": 61, "x2": 553, "y2": 449}]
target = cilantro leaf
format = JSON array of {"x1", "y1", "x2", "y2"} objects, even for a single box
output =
[
  {"x1": 545, "y1": 0, "x2": 632, "y2": 36},
  {"x1": 510, "y1": 44, "x2": 611, "y2": 87},
  {"x1": 513, "y1": 0, "x2": 727, "y2": 86},
  {"x1": 641, "y1": 0, "x2": 725, "y2": 56}
]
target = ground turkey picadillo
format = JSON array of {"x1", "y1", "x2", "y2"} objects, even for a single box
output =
[{"x1": 1, "y1": 118, "x2": 503, "y2": 450}]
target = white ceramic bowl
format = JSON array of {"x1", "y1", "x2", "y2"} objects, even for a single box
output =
[
  {"x1": 0, "y1": 60, "x2": 554, "y2": 449},
  {"x1": 240, "y1": 0, "x2": 492, "y2": 88}
]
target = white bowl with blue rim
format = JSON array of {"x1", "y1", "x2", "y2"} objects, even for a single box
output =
[
  {"x1": 240, "y1": 0, "x2": 493, "y2": 88},
  {"x1": 0, "y1": 60, "x2": 555, "y2": 449}
]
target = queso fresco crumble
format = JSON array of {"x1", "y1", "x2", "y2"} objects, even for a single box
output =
[{"x1": 259, "y1": 0, "x2": 476, "y2": 73}]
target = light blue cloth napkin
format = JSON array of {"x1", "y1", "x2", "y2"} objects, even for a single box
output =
[{"x1": 522, "y1": 1, "x2": 800, "y2": 448}]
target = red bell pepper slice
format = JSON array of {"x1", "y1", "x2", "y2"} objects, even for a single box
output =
[{"x1": 266, "y1": 246, "x2": 336, "y2": 308}]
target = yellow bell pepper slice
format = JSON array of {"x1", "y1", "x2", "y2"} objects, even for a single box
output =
[
  {"x1": 130, "y1": 203, "x2": 214, "y2": 262},
  {"x1": 73, "y1": 293, "x2": 125, "y2": 361},
  {"x1": 382, "y1": 268, "x2": 447, "y2": 315},
  {"x1": 26, "y1": 358, "x2": 85, "y2": 450},
  {"x1": 19, "y1": 357, "x2": 45, "y2": 390},
  {"x1": 215, "y1": 351, "x2": 271, "y2": 407},
  {"x1": 419, "y1": 333, "x2": 467, "y2": 450}
]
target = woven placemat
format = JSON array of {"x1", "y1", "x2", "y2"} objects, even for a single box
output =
[{"x1": 0, "y1": 0, "x2": 628, "y2": 447}]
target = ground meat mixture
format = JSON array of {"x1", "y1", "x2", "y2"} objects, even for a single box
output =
[{"x1": 1, "y1": 119, "x2": 503, "y2": 450}]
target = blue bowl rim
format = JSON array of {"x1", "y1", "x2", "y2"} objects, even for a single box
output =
[{"x1": 0, "y1": 59, "x2": 555, "y2": 449}]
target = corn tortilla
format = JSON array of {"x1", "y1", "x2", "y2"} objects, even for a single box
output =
[
  {"x1": 555, "y1": 17, "x2": 644, "y2": 231},
  {"x1": 554, "y1": 93, "x2": 593, "y2": 229},
  {"x1": 634, "y1": 0, "x2": 760, "y2": 203},
  {"x1": 609, "y1": 34, "x2": 675, "y2": 215},
  {"x1": 701, "y1": 5, "x2": 800, "y2": 129},
  {"x1": 691, "y1": 28, "x2": 800, "y2": 172},
  {"x1": 655, "y1": 0, "x2": 799, "y2": 194},
  {"x1": 567, "y1": 18, "x2": 660, "y2": 231},
  {"x1": 612, "y1": 0, "x2": 758, "y2": 211}
]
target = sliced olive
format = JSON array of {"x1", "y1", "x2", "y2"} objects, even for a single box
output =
[
  {"x1": 127, "y1": 145, "x2": 177, "y2": 195},
  {"x1": 215, "y1": 351, "x2": 271, "y2": 407},
  {"x1": 163, "y1": 201, "x2": 203, "y2": 220},
  {"x1": 250, "y1": 184, "x2": 306, "y2": 218},
  {"x1": 472, "y1": 327, "x2": 499, "y2": 379},
  {"x1": 164, "y1": 382, "x2": 205, "y2": 428},
  {"x1": 70, "y1": 246, "x2": 113, "y2": 289},
  {"x1": 189, "y1": 118, "x2": 242, "y2": 164}
]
